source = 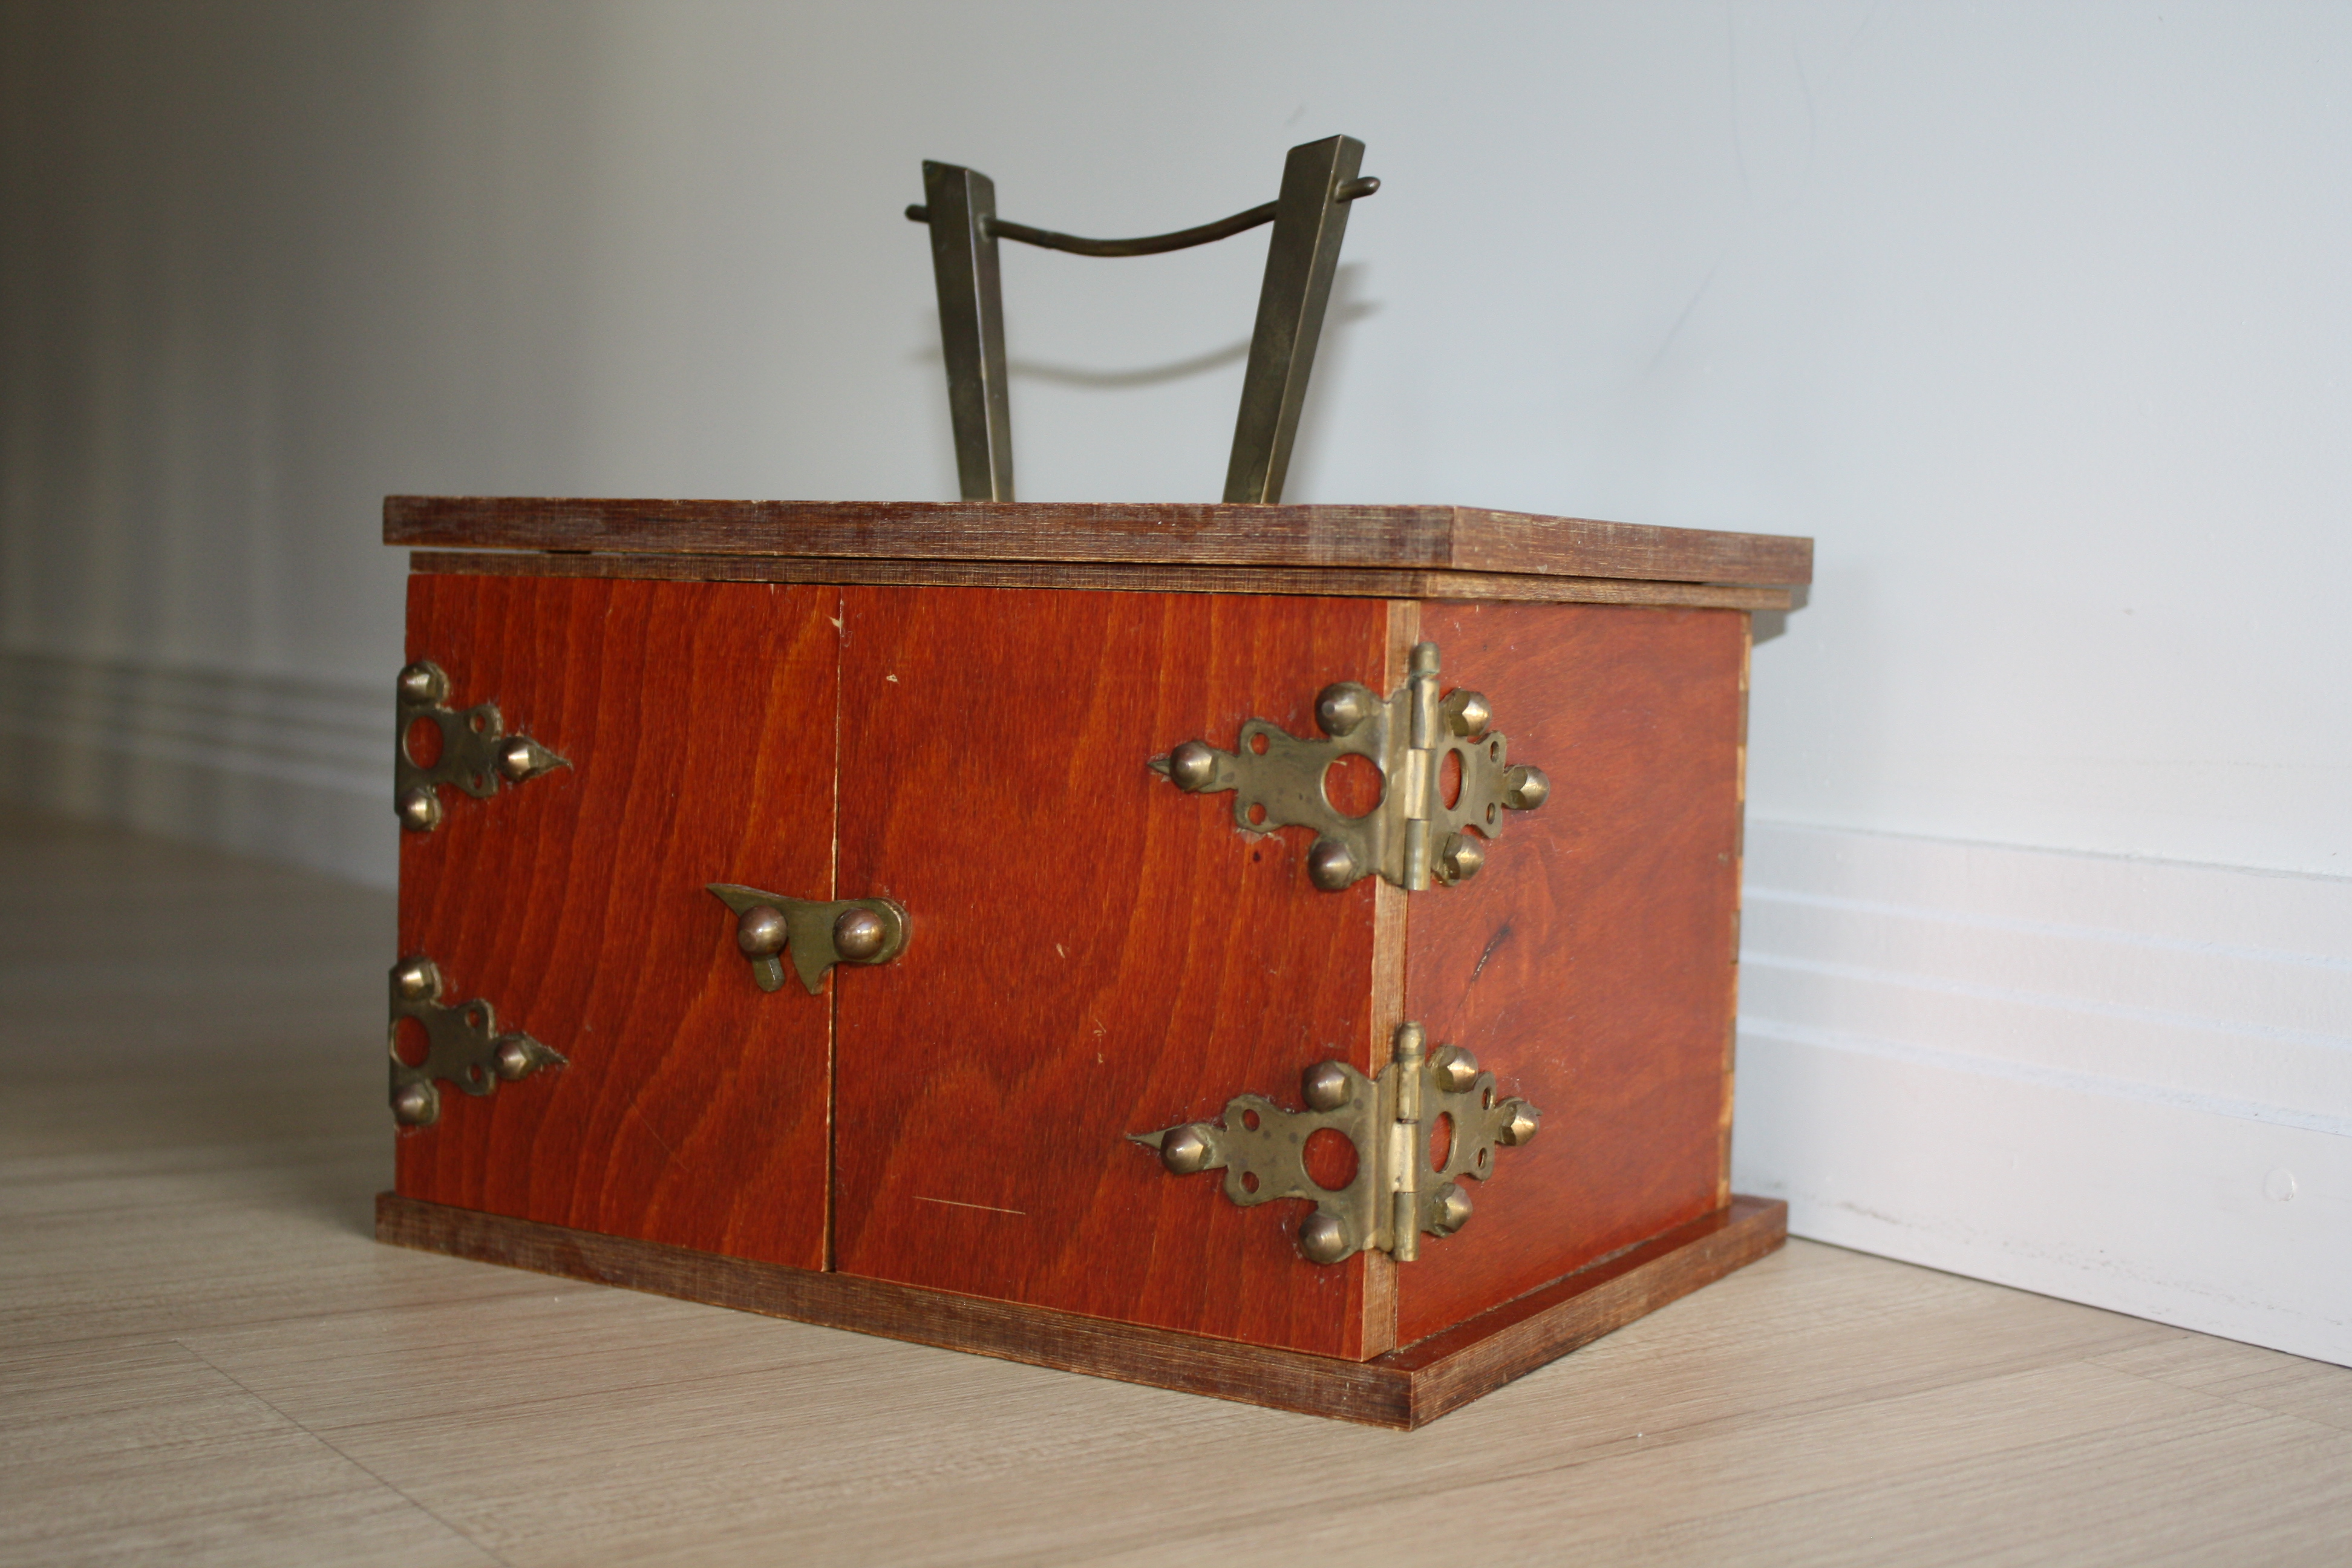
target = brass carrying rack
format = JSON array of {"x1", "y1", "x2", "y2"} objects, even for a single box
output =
[{"x1": 905, "y1": 134, "x2": 1377, "y2": 505}]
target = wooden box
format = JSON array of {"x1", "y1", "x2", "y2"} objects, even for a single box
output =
[{"x1": 375, "y1": 497, "x2": 1809, "y2": 1427}]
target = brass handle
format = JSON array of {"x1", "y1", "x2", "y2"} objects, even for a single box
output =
[{"x1": 707, "y1": 884, "x2": 907, "y2": 995}]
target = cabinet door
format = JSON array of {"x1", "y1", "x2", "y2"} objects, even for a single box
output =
[
  {"x1": 394, "y1": 575, "x2": 840, "y2": 1269},
  {"x1": 1396, "y1": 600, "x2": 1747, "y2": 1344},
  {"x1": 830, "y1": 585, "x2": 1399, "y2": 1360}
]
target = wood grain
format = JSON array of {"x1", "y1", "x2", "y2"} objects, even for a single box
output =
[
  {"x1": 384, "y1": 496, "x2": 1814, "y2": 587},
  {"x1": 375, "y1": 1191, "x2": 1787, "y2": 1429},
  {"x1": 403, "y1": 549, "x2": 1796, "y2": 611},
  {"x1": 828, "y1": 586, "x2": 1394, "y2": 1359},
  {"x1": 395, "y1": 575, "x2": 840, "y2": 1268},
  {"x1": 1396, "y1": 601, "x2": 1749, "y2": 1344}
]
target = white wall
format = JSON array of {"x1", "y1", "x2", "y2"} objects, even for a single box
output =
[{"x1": 4, "y1": 3, "x2": 2345, "y2": 1360}]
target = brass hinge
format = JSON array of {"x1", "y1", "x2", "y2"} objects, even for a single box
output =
[
  {"x1": 394, "y1": 661, "x2": 568, "y2": 832},
  {"x1": 1151, "y1": 641, "x2": 1549, "y2": 891},
  {"x1": 387, "y1": 955, "x2": 566, "y2": 1128},
  {"x1": 1131, "y1": 1022, "x2": 1540, "y2": 1266}
]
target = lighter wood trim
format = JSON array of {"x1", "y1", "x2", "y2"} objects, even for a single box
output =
[
  {"x1": 1356, "y1": 597, "x2": 1423, "y2": 1356},
  {"x1": 385, "y1": 497, "x2": 1813, "y2": 587},
  {"x1": 406, "y1": 550, "x2": 1793, "y2": 611},
  {"x1": 1722, "y1": 615, "x2": 1753, "y2": 1210},
  {"x1": 374, "y1": 1192, "x2": 1786, "y2": 1429}
]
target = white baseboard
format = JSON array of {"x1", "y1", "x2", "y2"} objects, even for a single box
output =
[
  {"x1": 0, "y1": 649, "x2": 394, "y2": 888},
  {"x1": 1736, "y1": 821, "x2": 2352, "y2": 1367}
]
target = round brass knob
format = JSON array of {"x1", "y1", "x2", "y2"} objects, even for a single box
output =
[
  {"x1": 1442, "y1": 689, "x2": 1491, "y2": 738},
  {"x1": 1166, "y1": 741, "x2": 1218, "y2": 792},
  {"x1": 1498, "y1": 1101, "x2": 1541, "y2": 1147},
  {"x1": 1301, "y1": 1060, "x2": 1353, "y2": 1111},
  {"x1": 736, "y1": 904, "x2": 789, "y2": 958},
  {"x1": 396, "y1": 786, "x2": 443, "y2": 833},
  {"x1": 391, "y1": 956, "x2": 439, "y2": 1002},
  {"x1": 1431, "y1": 1045, "x2": 1481, "y2": 1094},
  {"x1": 1427, "y1": 1181, "x2": 1474, "y2": 1237},
  {"x1": 1306, "y1": 838, "x2": 1357, "y2": 891},
  {"x1": 1437, "y1": 832, "x2": 1485, "y2": 884},
  {"x1": 1298, "y1": 1212, "x2": 1350, "y2": 1265},
  {"x1": 1504, "y1": 765, "x2": 1550, "y2": 812},
  {"x1": 1315, "y1": 683, "x2": 1376, "y2": 738},
  {"x1": 1159, "y1": 1125, "x2": 1212, "y2": 1176},
  {"x1": 396, "y1": 662, "x2": 446, "y2": 705},
  {"x1": 391, "y1": 1082, "x2": 438, "y2": 1127},
  {"x1": 833, "y1": 907, "x2": 889, "y2": 962},
  {"x1": 492, "y1": 1039, "x2": 535, "y2": 1082},
  {"x1": 494, "y1": 736, "x2": 538, "y2": 780}
]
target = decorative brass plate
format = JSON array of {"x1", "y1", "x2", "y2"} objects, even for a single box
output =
[
  {"x1": 394, "y1": 660, "x2": 567, "y2": 832},
  {"x1": 1151, "y1": 641, "x2": 1548, "y2": 891},
  {"x1": 707, "y1": 883, "x2": 910, "y2": 995},
  {"x1": 1131, "y1": 1022, "x2": 1540, "y2": 1266},
  {"x1": 387, "y1": 956, "x2": 566, "y2": 1128}
]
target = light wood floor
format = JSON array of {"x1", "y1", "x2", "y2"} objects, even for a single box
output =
[{"x1": 4, "y1": 815, "x2": 2348, "y2": 1566}]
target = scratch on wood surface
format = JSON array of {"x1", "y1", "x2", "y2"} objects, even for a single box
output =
[
  {"x1": 913, "y1": 1196, "x2": 1028, "y2": 1217},
  {"x1": 1469, "y1": 923, "x2": 1513, "y2": 988},
  {"x1": 626, "y1": 1105, "x2": 687, "y2": 1169}
]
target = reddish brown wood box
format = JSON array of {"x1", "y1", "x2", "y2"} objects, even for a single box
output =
[{"x1": 376, "y1": 497, "x2": 1808, "y2": 1428}]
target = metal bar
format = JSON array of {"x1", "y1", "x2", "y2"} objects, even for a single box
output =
[
  {"x1": 907, "y1": 200, "x2": 1275, "y2": 257},
  {"x1": 1222, "y1": 136, "x2": 1365, "y2": 505},
  {"x1": 919, "y1": 162, "x2": 1013, "y2": 501},
  {"x1": 905, "y1": 181, "x2": 1371, "y2": 260},
  {"x1": 990, "y1": 203, "x2": 1275, "y2": 256}
]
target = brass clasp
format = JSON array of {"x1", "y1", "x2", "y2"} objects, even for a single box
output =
[{"x1": 707, "y1": 884, "x2": 909, "y2": 995}]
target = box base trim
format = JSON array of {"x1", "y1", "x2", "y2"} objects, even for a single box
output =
[{"x1": 374, "y1": 1192, "x2": 1786, "y2": 1428}]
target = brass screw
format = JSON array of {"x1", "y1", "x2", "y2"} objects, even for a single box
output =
[
  {"x1": 1430, "y1": 1045, "x2": 1481, "y2": 1094},
  {"x1": 1166, "y1": 741, "x2": 1218, "y2": 791},
  {"x1": 396, "y1": 786, "x2": 443, "y2": 833},
  {"x1": 1442, "y1": 689, "x2": 1491, "y2": 737},
  {"x1": 1298, "y1": 1211, "x2": 1350, "y2": 1266},
  {"x1": 1503, "y1": 765, "x2": 1550, "y2": 812},
  {"x1": 1306, "y1": 838, "x2": 1357, "y2": 890},
  {"x1": 1426, "y1": 1181, "x2": 1473, "y2": 1237},
  {"x1": 391, "y1": 956, "x2": 439, "y2": 1002},
  {"x1": 1315, "y1": 683, "x2": 1376, "y2": 738},
  {"x1": 1159, "y1": 1125, "x2": 1212, "y2": 1176},
  {"x1": 391, "y1": 1082, "x2": 438, "y2": 1127},
  {"x1": 1301, "y1": 1060, "x2": 1353, "y2": 1111},
  {"x1": 492, "y1": 1039, "x2": 535, "y2": 1081},
  {"x1": 1437, "y1": 832, "x2": 1485, "y2": 884},
  {"x1": 494, "y1": 736, "x2": 538, "y2": 780},
  {"x1": 833, "y1": 907, "x2": 889, "y2": 963},
  {"x1": 737, "y1": 904, "x2": 789, "y2": 958},
  {"x1": 396, "y1": 662, "x2": 446, "y2": 705},
  {"x1": 1498, "y1": 1100, "x2": 1541, "y2": 1147}
]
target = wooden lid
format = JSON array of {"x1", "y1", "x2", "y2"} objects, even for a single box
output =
[{"x1": 387, "y1": 497, "x2": 1811, "y2": 589}]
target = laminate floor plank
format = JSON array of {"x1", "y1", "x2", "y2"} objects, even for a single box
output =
[
  {"x1": 1624, "y1": 1403, "x2": 2352, "y2": 1568},
  {"x1": 2090, "y1": 1334, "x2": 2352, "y2": 1434},
  {"x1": 0, "y1": 1339, "x2": 497, "y2": 1567},
  {"x1": 4, "y1": 813, "x2": 2347, "y2": 1565}
]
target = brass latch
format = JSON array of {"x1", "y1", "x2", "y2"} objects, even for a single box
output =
[
  {"x1": 395, "y1": 661, "x2": 567, "y2": 832},
  {"x1": 388, "y1": 955, "x2": 566, "y2": 1128},
  {"x1": 1131, "y1": 1022, "x2": 1540, "y2": 1266},
  {"x1": 708, "y1": 884, "x2": 910, "y2": 995},
  {"x1": 1152, "y1": 641, "x2": 1548, "y2": 892}
]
